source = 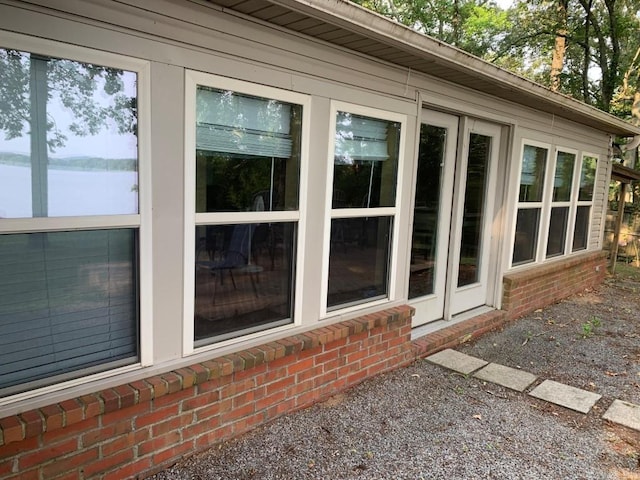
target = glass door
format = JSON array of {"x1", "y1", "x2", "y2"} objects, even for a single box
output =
[
  {"x1": 409, "y1": 113, "x2": 501, "y2": 325},
  {"x1": 447, "y1": 119, "x2": 501, "y2": 317},
  {"x1": 408, "y1": 111, "x2": 457, "y2": 326}
]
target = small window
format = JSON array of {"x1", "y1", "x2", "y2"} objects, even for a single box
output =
[
  {"x1": 0, "y1": 46, "x2": 145, "y2": 396},
  {"x1": 326, "y1": 106, "x2": 403, "y2": 311},
  {"x1": 572, "y1": 154, "x2": 597, "y2": 251},
  {"x1": 546, "y1": 150, "x2": 576, "y2": 258},
  {"x1": 512, "y1": 144, "x2": 548, "y2": 265},
  {"x1": 185, "y1": 73, "x2": 308, "y2": 349}
]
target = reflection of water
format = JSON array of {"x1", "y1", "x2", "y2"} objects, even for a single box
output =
[{"x1": 0, "y1": 164, "x2": 138, "y2": 218}]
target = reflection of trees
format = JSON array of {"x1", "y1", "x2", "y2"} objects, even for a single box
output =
[
  {"x1": 0, "y1": 50, "x2": 137, "y2": 152},
  {"x1": 554, "y1": 152, "x2": 576, "y2": 201}
]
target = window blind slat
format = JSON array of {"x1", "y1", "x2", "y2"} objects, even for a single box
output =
[{"x1": 0, "y1": 229, "x2": 138, "y2": 393}]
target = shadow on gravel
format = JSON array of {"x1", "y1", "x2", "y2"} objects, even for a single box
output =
[{"x1": 150, "y1": 271, "x2": 640, "y2": 480}]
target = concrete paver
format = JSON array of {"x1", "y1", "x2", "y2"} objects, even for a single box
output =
[
  {"x1": 603, "y1": 400, "x2": 640, "y2": 431},
  {"x1": 473, "y1": 363, "x2": 537, "y2": 392},
  {"x1": 529, "y1": 379, "x2": 601, "y2": 414},
  {"x1": 426, "y1": 349, "x2": 487, "y2": 375}
]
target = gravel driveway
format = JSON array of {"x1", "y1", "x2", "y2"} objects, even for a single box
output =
[{"x1": 150, "y1": 271, "x2": 640, "y2": 480}]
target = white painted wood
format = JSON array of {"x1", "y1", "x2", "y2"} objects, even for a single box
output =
[
  {"x1": 447, "y1": 119, "x2": 502, "y2": 317},
  {"x1": 409, "y1": 110, "x2": 458, "y2": 327}
]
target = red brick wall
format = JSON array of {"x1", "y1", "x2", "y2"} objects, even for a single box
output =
[
  {"x1": 0, "y1": 306, "x2": 414, "y2": 480},
  {"x1": 502, "y1": 250, "x2": 607, "y2": 320}
]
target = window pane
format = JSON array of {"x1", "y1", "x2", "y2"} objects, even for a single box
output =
[
  {"x1": 195, "y1": 87, "x2": 301, "y2": 212},
  {"x1": 194, "y1": 222, "x2": 295, "y2": 345},
  {"x1": 553, "y1": 151, "x2": 576, "y2": 202},
  {"x1": 0, "y1": 49, "x2": 138, "y2": 218},
  {"x1": 409, "y1": 124, "x2": 445, "y2": 299},
  {"x1": 519, "y1": 145, "x2": 547, "y2": 202},
  {"x1": 578, "y1": 156, "x2": 597, "y2": 201},
  {"x1": 328, "y1": 216, "x2": 391, "y2": 309},
  {"x1": 333, "y1": 112, "x2": 400, "y2": 208},
  {"x1": 573, "y1": 206, "x2": 591, "y2": 251},
  {"x1": 458, "y1": 133, "x2": 491, "y2": 287},
  {"x1": 512, "y1": 208, "x2": 540, "y2": 265},
  {"x1": 0, "y1": 229, "x2": 138, "y2": 395},
  {"x1": 546, "y1": 206, "x2": 569, "y2": 257}
]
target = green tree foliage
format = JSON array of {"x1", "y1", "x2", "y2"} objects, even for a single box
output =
[{"x1": 351, "y1": 0, "x2": 640, "y2": 120}]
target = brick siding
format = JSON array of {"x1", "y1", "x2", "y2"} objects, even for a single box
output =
[{"x1": 502, "y1": 251, "x2": 607, "y2": 320}]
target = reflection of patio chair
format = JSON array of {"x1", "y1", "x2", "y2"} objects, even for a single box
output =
[{"x1": 197, "y1": 224, "x2": 262, "y2": 300}]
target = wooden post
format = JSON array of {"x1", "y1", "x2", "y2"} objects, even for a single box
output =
[{"x1": 609, "y1": 182, "x2": 628, "y2": 273}]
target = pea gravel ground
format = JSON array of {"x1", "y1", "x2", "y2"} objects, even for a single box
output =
[{"x1": 149, "y1": 271, "x2": 640, "y2": 480}]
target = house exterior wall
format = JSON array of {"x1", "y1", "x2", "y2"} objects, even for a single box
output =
[{"x1": 0, "y1": 1, "x2": 621, "y2": 477}]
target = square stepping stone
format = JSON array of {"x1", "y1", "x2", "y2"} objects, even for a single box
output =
[
  {"x1": 603, "y1": 400, "x2": 640, "y2": 431},
  {"x1": 529, "y1": 379, "x2": 601, "y2": 414},
  {"x1": 473, "y1": 363, "x2": 537, "y2": 392},
  {"x1": 425, "y1": 349, "x2": 487, "y2": 375}
]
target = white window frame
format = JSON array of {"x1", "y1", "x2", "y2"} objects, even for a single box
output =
[
  {"x1": 509, "y1": 139, "x2": 550, "y2": 266},
  {"x1": 510, "y1": 139, "x2": 600, "y2": 269},
  {"x1": 320, "y1": 101, "x2": 407, "y2": 318},
  {"x1": 183, "y1": 70, "x2": 310, "y2": 356},
  {"x1": 542, "y1": 147, "x2": 578, "y2": 259},
  {"x1": 0, "y1": 32, "x2": 153, "y2": 405},
  {"x1": 571, "y1": 152, "x2": 599, "y2": 252}
]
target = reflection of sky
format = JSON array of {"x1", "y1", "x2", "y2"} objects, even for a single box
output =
[{"x1": 0, "y1": 71, "x2": 137, "y2": 160}]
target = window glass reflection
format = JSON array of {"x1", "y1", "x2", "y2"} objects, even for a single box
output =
[
  {"x1": 194, "y1": 223, "x2": 295, "y2": 345},
  {"x1": 409, "y1": 124, "x2": 445, "y2": 299},
  {"x1": 573, "y1": 206, "x2": 590, "y2": 251},
  {"x1": 328, "y1": 217, "x2": 391, "y2": 309},
  {"x1": 513, "y1": 208, "x2": 540, "y2": 264},
  {"x1": 333, "y1": 112, "x2": 400, "y2": 209},
  {"x1": 547, "y1": 206, "x2": 569, "y2": 257},
  {"x1": 0, "y1": 49, "x2": 138, "y2": 218},
  {"x1": 553, "y1": 151, "x2": 576, "y2": 202},
  {"x1": 578, "y1": 156, "x2": 597, "y2": 201},
  {"x1": 520, "y1": 145, "x2": 547, "y2": 202},
  {"x1": 195, "y1": 88, "x2": 301, "y2": 212}
]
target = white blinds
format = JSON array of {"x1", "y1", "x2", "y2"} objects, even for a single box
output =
[
  {"x1": 196, "y1": 88, "x2": 293, "y2": 158},
  {"x1": 0, "y1": 230, "x2": 138, "y2": 394},
  {"x1": 335, "y1": 112, "x2": 390, "y2": 163}
]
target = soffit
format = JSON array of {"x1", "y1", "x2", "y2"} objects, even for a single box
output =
[{"x1": 208, "y1": 0, "x2": 640, "y2": 137}]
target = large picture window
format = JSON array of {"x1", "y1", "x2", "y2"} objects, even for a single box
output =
[
  {"x1": 185, "y1": 72, "x2": 308, "y2": 350},
  {"x1": 0, "y1": 44, "x2": 148, "y2": 397},
  {"x1": 324, "y1": 104, "x2": 404, "y2": 312}
]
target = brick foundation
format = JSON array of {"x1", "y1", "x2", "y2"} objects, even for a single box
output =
[
  {"x1": 0, "y1": 306, "x2": 414, "y2": 480},
  {"x1": 0, "y1": 252, "x2": 608, "y2": 480},
  {"x1": 502, "y1": 250, "x2": 607, "y2": 320}
]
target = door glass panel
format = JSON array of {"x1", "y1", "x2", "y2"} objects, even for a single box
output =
[
  {"x1": 458, "y1": 133, "x2": 491, "y2": 287},
  {"x1": 409, "y1": 124, "x2": 445, "y2": 299}
]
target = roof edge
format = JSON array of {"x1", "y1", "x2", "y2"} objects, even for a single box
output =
[{"x1": 267, "y1": 0, "x2": 640, "y2": 136}]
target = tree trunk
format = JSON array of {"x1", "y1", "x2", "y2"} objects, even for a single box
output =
[{"x1": 550, "y1": 0, "x2": 569, "y2": 91}]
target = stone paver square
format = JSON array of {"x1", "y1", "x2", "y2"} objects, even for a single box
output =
[
  {"x1": 603, "y1": 400, "x2": 640, "y2": 431},
  {"x1": 473, "y1": 363, "x2": 537, "y2": 392},
  {"x1": 425, "y1": 349, "x2": 487, "y2": 375},
  {"x1": 529, "y1": 380, "x2": 601, "y2": 413}
]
